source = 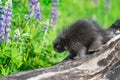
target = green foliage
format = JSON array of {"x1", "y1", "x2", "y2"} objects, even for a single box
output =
[{"x1": 0, "y1": 0, "x2": 120, "y2": 77}]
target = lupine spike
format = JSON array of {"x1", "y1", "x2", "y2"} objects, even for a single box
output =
[
  {"x1": 0, "y1": 0, "x2": 12, "y2": 43},
  {"x1": 27, "y1": 0, "x2": 42, "y2": 21},
  {"x1": 0, "y1": 0, "x2": 3, "y2": 43},
  {"x1": 34, "y1": 2, "x2": 41, "y2": 20},
  {"x1": 51, "y1": 0, "x2": 59, "y2": 28}
]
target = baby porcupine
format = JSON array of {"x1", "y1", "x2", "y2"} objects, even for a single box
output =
[{"x1": 53, "y1": 19, "x2": 111, "y2": 60}]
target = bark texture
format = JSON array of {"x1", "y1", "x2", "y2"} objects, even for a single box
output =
[{"x1": 0, "y1": 19, "x2": 120, "y2": 80}]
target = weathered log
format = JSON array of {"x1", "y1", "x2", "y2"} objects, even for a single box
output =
[{"x1": 0, "y1": 20, "x2": 120, "y2": 80}]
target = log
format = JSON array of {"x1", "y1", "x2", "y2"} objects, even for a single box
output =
[{"x1": 0, "y1": 20, "x2": 120, "y2": 80}]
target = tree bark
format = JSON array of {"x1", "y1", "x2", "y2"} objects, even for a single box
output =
[{"x1": 1, "y1": 20, "x2": 120, "y2": 80}]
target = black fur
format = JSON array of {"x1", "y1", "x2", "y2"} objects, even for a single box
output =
[{"x1": 53, "y1": 19, "x2": 111, "y2": 60}]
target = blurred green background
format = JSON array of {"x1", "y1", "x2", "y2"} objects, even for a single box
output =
[{"x1": 0, "y1": 0, "x2": 120, "y2": 77}]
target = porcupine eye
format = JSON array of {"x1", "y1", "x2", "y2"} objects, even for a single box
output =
[
  {"x1": 56, "y1": 44, "x2": 62, "y2": 49},
  {"x1": 54, "y1": 41, "x2": 65, "y2": 53}
]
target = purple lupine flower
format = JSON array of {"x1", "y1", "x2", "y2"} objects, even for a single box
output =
[
  {"x1": 0, "y1": 0, "x2": 3, "y2": 43},
  {"x1": 27, "y1": 0, "x2": 42, "y2": 20},
  {"x1": 0, "y1": 0, "x2": 12, "y2": 43},
  {"x1": 104, "y1": 0, "x2": 111, "y2": 13},
  {"x1": 29, "y1": 0, "x2": 38, "y2": 16},
  {"x1": 34, "y1": 3, "x2": 41, "y2": 20},
  {"x1": 51, "y1": 0, "x2": 59, "y2": 28}
]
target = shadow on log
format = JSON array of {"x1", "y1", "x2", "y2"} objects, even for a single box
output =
[{"x1": 1, "y1": 20, "x2": 120, "y2": 80}]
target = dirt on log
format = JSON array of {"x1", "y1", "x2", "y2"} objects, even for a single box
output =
[{"x1": 0, "y1": 20, "x2": 120, "y2": 80}]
